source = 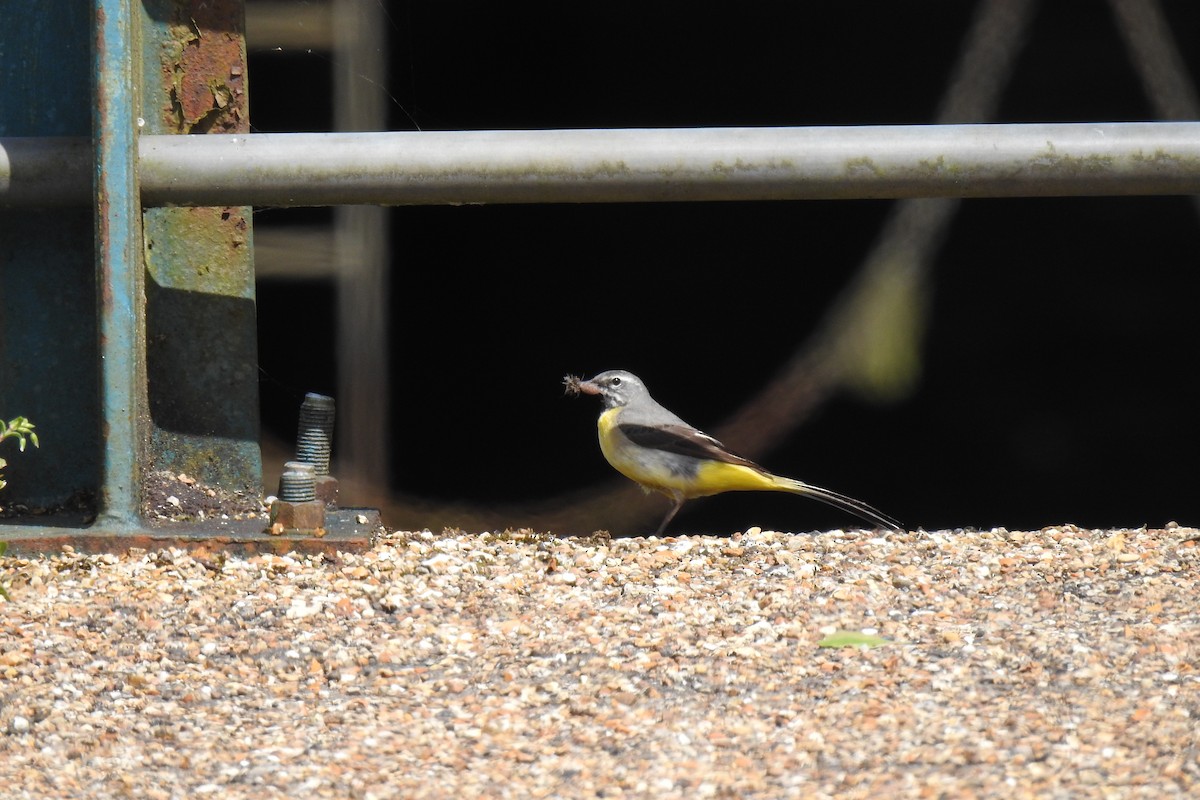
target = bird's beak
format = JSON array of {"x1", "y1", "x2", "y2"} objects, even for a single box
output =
[{"x1": 563, "y1": 374, "x2": 601, "y2": 397}]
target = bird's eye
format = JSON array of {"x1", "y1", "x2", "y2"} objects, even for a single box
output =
[{"x1": 610, "y1": 376, "x2": 621, "y2": 386}]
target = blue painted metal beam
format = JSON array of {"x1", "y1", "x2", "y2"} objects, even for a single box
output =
[
  {"x1": 3, "y1": 1, "x2": 268, "y2": 545},
  {"x1": 92, "y1": 0, "x2": 146, "y2": 529},
  {"x1": 0, "y1": 6, "x2": 100, "y2": 510},
  {"x1": 0, "y1": 0, "x2": 366, "y2": 556}
]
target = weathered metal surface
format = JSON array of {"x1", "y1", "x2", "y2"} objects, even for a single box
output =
[
  {"x1": 0, "y1": 8, "x2": 99, "y2": 509},
  {"x1": 8, "y1": 122, "x2": 1200, "y2": 208},
  {"x1": 143, "y1": 204, "x2": 262, "y2": 487},
  {"x1": 268, "y1": 498, "x2": 327, "y2": 533},
  {"x1": 140, "y1": 0, "x2": 263, "y2": 495},
  {"x1": 144, "y1": 0, "x2": 249, "y2": 134},
  {"x1": 135, "y1": 123, "x2": 1200, "y2": 205},
  {"x1": 1, "y1": 0, "x2": 296, "y2": 554},
  {"x1": 93, "y1": 0, "x2": 148, "y2": 529},
  {"x1": 0, "y1": 509, "x2": 381, "y2": 557}
]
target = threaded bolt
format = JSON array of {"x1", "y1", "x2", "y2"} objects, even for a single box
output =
[
  {"x1": 278, "y1": 460, "x2": 317, "y2": 502},
  {"x1": 296, "y1": 392, "x2": 335, "y2": 475}
]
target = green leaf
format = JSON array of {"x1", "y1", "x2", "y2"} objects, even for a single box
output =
[
  {"x1": 1, "y1": 416, "x2": 39, "y2": 451},
  {"x1": 817, "y1": 630, "x2": 891, "y2": 649}
]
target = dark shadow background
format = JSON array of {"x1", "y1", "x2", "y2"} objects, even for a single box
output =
[{"x1": 250, "y1": 1, "x2": 1200, "y2": 534}]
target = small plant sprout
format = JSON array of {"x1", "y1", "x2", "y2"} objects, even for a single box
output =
[{"x1": 0, "y1": 416, "x2": 40, "y2": 492}]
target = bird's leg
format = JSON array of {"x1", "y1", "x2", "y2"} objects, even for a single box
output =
[{"x1": 654, "y1": 496, "x2": 686, "y2": 536}]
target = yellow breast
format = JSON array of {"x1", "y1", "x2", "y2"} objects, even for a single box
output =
[{"x1": 596, "y1": 408, "x2": 676, "y2": 491}]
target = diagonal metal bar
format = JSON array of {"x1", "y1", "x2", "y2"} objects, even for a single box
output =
[
  {"x1": 1108, "y1": 0, "x2": 1200, "y2": 220},
  {"x1": 717, "y1": 0, "x2": 1035, "y2": 478}
]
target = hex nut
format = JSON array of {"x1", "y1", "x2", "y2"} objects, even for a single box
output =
[{"x1": 268, "y1": 498, "x2": 326, "y2": 532}]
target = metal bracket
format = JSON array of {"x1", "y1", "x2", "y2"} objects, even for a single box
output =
[{"x1": 0, "y1": 0, "x2": 377, "y2": 555}]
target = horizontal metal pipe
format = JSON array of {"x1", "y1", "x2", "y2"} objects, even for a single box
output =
[
  {"x1": 4, "y1": 123, "x2": 1200, "y2": 207},
  {"x1": 0, "y1": 136, "x2": 94, "y2": 205}
]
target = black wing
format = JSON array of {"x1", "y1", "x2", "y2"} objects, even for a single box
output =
[{"x1": 618, "y1": 423, "x2": 762, "y2": 470}]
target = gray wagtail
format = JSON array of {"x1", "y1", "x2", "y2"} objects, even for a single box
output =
[{"x1": 565, "y1": 369, "x2": 902, "y2": 535}]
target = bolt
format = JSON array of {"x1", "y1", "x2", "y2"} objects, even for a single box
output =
[
  {"x1": 278, "y1": 460, "x2": 316, "y2": 502},
  {"x1": 294, "y1": 392, "x2": 339, "y2": 508},
  {"x1": 296, "y1": 393, "x2": 335, "y2": 475},
  {"x1": 270, "y1": 461, "x2": 325, "y2": 534}
]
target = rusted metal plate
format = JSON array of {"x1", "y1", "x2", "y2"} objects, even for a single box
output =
[
  {"x1": 143, "y1": 204, "x2": 262, "y2": 488},
  {"x1": 147, "y1": 0, "x2": 250, "y2": 134},
  {"x1": 141, "y1": 0, "x2": 263, "y2": 496},
  {"x1": 0, "y1": 509, "x2": 381, "y2": 558}
]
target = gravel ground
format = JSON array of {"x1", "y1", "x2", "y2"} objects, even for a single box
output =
[{"x1": 2, "y1": 523, "x2": 1198, "y2": 799}]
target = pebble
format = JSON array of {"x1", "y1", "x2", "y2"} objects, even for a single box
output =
[{"x1": 0, "y1": 525, "x2": 1197, "y2": 798}]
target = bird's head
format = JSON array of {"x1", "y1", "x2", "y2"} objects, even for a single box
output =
[{"x1": 564, "y1": 369, "x2": 646, "y2": 409}]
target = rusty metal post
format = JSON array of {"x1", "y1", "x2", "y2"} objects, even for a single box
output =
[
  {"x1": 1, "y1": 1, "x2": 379, "y2": 554},
  {"x1": 93, "y1": 0, "x2": 148, "y2": 528},
  {"x1": 139, "y1": 0, "x2": 263, "y2": 493}
]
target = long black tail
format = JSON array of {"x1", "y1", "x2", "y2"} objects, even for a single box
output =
[{"x1": 776, "y1": 476, "x2": 903, "y2": 532}]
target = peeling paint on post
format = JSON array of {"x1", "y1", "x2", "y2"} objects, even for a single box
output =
[
  {"x1": 93, "y1": 0, "x2": 147, "y2": 529},
  {"x1": 140, "y1": 0, "x2": 263, "y2": 494},
  {"x1": 2, "y1": 1, "x2": 368, "y2": 554},
  {"x1": 152, "y1": 0, "x2": 250, "y2": 134}
]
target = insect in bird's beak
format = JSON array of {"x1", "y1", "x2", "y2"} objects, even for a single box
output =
[
  {"x1": 562, "y1": 374, "x2": 584, "y2": 396},
  {"x1": 563, "y1": 374, "x2": 600, "y2": 397}
]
